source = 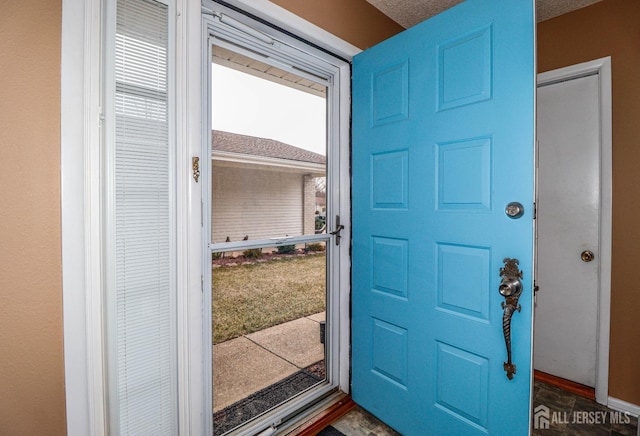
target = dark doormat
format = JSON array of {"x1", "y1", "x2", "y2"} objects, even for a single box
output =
[
  {"x1": 317, "y1": 426, "x2": 347, "y2": 436},
  {"x1": 213, "y1": 361, "x2": 325, "y2": 435}
]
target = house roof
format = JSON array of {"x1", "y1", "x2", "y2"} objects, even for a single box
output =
[{"x1": 212, "y1": 130, "x2": 326, "y2": 165}]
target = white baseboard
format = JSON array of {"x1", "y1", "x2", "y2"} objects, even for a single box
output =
[{"x1": 608, "y1": 396, "x2": 640, "y2": 417}]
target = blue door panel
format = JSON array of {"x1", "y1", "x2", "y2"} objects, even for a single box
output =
[{"x1": 352, "y1": 0, "x2": 535, "y2": 434}]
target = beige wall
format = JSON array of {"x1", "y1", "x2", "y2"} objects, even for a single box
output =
[
  {"x1": 538, "y1": 0, "x2": 640, "y2": 405},
  {"x1": 0, "y1": 0, "x2": 66, "y2": 434}
]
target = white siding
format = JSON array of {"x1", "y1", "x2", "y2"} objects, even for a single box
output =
[
  {"x1": 212, "y1": 164, "x2": 304, "y2": 243},
  {"x1": 303, "y1": 175, "x2": 316, "y2": 235}
]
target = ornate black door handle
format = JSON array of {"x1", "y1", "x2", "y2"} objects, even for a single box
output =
[{"x1": 499, "y1": 258, "x2": 523, "y2": 380}]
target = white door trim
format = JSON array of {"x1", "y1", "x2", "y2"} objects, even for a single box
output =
[
  {"x1": 61, "y1": 0, "x2": 106, "y2": 434},
  {"x1": 537, "y1": 56, "x2": 612, "y2": 405}
]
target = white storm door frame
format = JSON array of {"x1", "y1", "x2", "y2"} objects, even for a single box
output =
[
  {"x1": 201, "y1": 1, "x2": 356, "y2": 433},
  {"x1": 61, "y1": 0, "x2": 358, "y2": 434}
]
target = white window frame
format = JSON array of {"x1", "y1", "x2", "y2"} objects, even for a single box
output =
[{"x1": 61, "y1": 0, "x2": 359, "y2": 434}]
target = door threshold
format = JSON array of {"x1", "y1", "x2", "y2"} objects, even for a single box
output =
[
  {"x1": 534, "y1": 370, "x2": 595, "y2": 400},
  {"x1": 285, "y1": 393, "x2": 355, "y2": 436}
]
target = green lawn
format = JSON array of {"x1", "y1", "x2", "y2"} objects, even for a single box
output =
[{"x1": 212, "y1": 253, "x2": 326, "y2": 344}]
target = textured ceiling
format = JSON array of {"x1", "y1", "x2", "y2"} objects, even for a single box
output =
[{"x1": 366, "y1": 0, "x2": 604, "y2": 28}]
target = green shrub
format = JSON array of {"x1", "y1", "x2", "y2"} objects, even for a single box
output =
[
  {"x1": 243, "y1": 248, "x2": 262, "y2": 259},
  {"x1": 277, "y1": 244, "x2": 296, "y2": 254},
  {"x1": 307, "y1": 243, "x2": 325, "y2": 252},
  {"x1": 315, "y1": 215, "x2": 326, "y2": 231},
  {"x1": 212, "y1": 252, "x2": 222, "y2": 260}
]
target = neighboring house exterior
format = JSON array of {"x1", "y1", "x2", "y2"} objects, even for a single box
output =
[{"x1": 211, "y1": 130, "x2": 325, "y2": 243}]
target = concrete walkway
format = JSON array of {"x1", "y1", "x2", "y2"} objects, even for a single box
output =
[{"x1": 213, "y1": 312, "x2": 326, "y2": 412}]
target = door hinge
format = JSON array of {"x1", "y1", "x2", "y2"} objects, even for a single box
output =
[
  {"x1": 533, "y1": 202, "x2": 537, "y2": 220},
  {"x1": 329, "y1": 215, "x2": 345, "y2": 246},
  {"x1": 201, "y1": 275, "x2": 204, "y2": 293}
]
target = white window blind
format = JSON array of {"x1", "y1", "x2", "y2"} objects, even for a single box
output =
[{"x1": 108, "y1": 0, "x2": 176, "y2": 434}]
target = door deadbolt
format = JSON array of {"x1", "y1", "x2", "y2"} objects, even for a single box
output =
[
  {"x1": 505, "y1": 202, "x2": 524, "y2": 219},
  {"x1": 499, "y1": 277, "x2": 523, "y2": 297},
  {"x1": 581, "y1": 250, "x2": 595, "y2": 262}
]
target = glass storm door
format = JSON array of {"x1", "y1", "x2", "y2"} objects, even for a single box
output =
[
  {"x1": 203, "y1": 6, "x2": 349, "y2": 434},
  {"x1": 209, "y1": 50, "x2": 330, "y2": 434},
  {"x1": 352, "y1": 0, "x2": 536, "y2": 434}
]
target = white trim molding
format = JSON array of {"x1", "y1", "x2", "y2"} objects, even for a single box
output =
[
  {"x1": 61, "y1": 0, "x2": 106, "y2": 434},
  {"x1": 607, "y1": 397, "x2": 640, "y2": 418},
  {"x1": 537, "y1": 56, "x2": 613, "y2": 406}
]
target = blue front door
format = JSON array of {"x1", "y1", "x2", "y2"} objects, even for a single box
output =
[{"x1": 352, "y1": 0, "x2": 535, "y2": 434}]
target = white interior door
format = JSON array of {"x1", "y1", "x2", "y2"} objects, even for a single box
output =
[{"x1": 535, "y1": 74, "x2": 601, "y2": 387}]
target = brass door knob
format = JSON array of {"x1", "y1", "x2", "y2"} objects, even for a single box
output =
[{"x1": 581, "y1": 250, "x2": 595, "y2": 262}]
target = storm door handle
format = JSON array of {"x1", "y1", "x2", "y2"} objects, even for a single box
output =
[{"x1": 329, "y1": 215, "x2": 345, "y2": 246}]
